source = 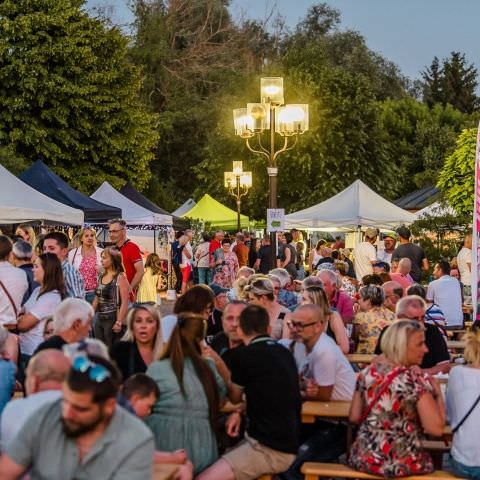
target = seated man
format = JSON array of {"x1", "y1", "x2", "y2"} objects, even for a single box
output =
[
  {"x1": 375, "y1": 295, "x2": 450, "y2": 374},
  {"x1": 281, "y1": 304, "x2": 356, "y2": 480},
  {"x1": 0, "y1": 355, "x2": 154, "y2": 479},
  {"x1": 197, "y1": 305, "x2": 301, "y2": 480},
  {"x1": 0, "y1": 349, "x2": 70, "y2": 450},
  {"x1": 390, "y1": 258, "x2": 414, "y2": 293},
  {"x1": 317, "y1": 269, "x2": 354, "y2": 323},
  {"x1": 382, "y1": 280, "x2": 403, "y2": 313}
]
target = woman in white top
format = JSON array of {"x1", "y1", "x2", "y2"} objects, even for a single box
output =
[
  {"x1": 446, "y1": 330, "x2": 480, "y2": 479},
  {"x1": 18, "y1": 253, "x2": 64, "y2": 360},
  {"x1": 68, "y1": 227, "x2": 102, "y2": 304},
  {"x1": 179, "y1": 235, "x2": 193, "y2": 295},
  {"x1": 308, "y1": 240, "x2": 326, "y2": 272}
]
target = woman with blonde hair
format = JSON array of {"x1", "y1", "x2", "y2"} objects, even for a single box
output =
[
  {"x1": 446, "y1": 330, "x2": 480, "y2": 478},
  {"x1": 137, "y1": 253, "x2": 163, "y2": 303},
  {"x1": 348, "y1": 320, "x2": 445, "y2": 477},
  {"x1": 299, "y1": 285, "x2": 349, "y2": 354},
  {"x1": 245, "y1": 277, "x2": 289, "y2": 340},
  {"x1": 16, "y1": 224, "x2": 36, "y2": 247},
  {"x1": 92, "y1": 248, "x2": 129, "y2": 348},
  {"x1": 68, "y1": 227, "x2": 102, "y2": 304},
  {"x1": 146, "y1": 312, "x2": 226, "y2": 475},
  {"x1": 111, "y1": 304, "x2": 163, "y2": 381}
]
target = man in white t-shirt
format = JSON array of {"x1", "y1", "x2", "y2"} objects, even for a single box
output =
[
  {"x1": 354, "y1": 228, "x2": 378, "y2": 281},
  {"x1": 427, "y1": 260, "x2": 463, "y2": 329},
  {"x1": 0, "y1": 235, "x2": 28, "y2": 328},
  {"x1": 457, "y1": 234, "x2": 472, "y2": 287},
  {"x1": 0, "y1": 349, "x2": 70, "y2": 450}
]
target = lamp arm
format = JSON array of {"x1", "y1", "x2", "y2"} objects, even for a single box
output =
[
  {"x1": 257, "y1": 133, "x2": 272, "y2": 156},
  {"x1": 246, "y1": 137, "x2": 270, "y2": 161},
  {"x1": 239, "y1": 186, "x2": 250, "y2": 198},
  {"x1": 273, "y1": 135, "x2": 298, "y2": 162}
]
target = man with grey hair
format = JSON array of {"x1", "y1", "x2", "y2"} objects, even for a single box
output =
[
  {"x1": 12, "y1": 240, "x2": 38, "y2": 304},
  {"x1": 375, "y1": 295, "x2": 450, "y2": 374},
  {"x1": 34, "y1": 298, "x2": 93, "y2": 354},
  {"x1": 0, "y1": 349, "x2": 70, "y2": 449},
  {"x1": 317, "y1": 269, "x2": 354, "y2": 323},
  {"x1": 382, "y1": 280, "x2": 404, "y2": 312}
]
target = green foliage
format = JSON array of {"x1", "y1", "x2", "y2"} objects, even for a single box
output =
[
  {"x1": 0, "y1": 0, "x2": 158, "y2": 192},
  {"x1": 422, "y1": 52, "x2": 478, "y2": 113},
  {"x1": 437, "y1": 128, "x2": 476, "y2": 215}
]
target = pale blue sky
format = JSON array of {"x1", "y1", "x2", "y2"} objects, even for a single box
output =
[{"x1": 85, "y1": 0, "x2": 480, "y2": 81}]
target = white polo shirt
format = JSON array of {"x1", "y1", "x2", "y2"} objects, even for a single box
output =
[
  {"x1": 354, "y1": 242, "x2": 376, "y2": 280},
  {"x1": 0, "y1": 261, "x2": 28, "y2": 326},
  {"x1": 426, "y1": 275, "x2": 463, "y2": 328}
]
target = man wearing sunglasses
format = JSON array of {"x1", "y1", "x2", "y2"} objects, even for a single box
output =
[{"x1": 0, "y1": 355, "x2": 154, "y2": 479}]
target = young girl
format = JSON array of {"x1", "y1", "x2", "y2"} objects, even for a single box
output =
[
  {"x1": 93, "y1": 248, "x2": 129, "y2": 348},
  {"x1": 137, "y1": 253, "x2": 163, "y2": 304}
]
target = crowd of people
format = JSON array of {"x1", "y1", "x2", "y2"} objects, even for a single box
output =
[{"x1": 0, "y1": 219, "x2": 478, "y2": 479}]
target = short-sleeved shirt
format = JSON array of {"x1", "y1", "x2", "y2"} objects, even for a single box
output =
[
  {"x1": 354, "y1": 242, "x2": 376, "y2": 280},
  {"x1": 118, "y1": 239, "x2": 142, "y2": 285},
  {"x1": 302, "y1": 333, "x2": 356, "y2": 401},
  {"x1": 233, "y1": 243, "x2": 249, "y2": 268},
  {"x1": 331, "y1": 289, "x2": 354, "y2": 323},
  {"x1": 257, "y1": 245, "x2": 272, "y2": 274},
  {"x1": 0, "y1": 261, "x2": 28, "y2": 325},
  {"x1": 229, "y1": 335, "x2": 301, "y2": 454},
  {"x1": 20, "y1": 288, "x2": 62, "y2": 355},
  {"x1": 426, "y1": 275, "x2": 463, "y2": 328},
  {"x1": 456, "y1": 247, "x2": 472, "y2": 286},
  {"x1": 6, "y1": 398, "x2": 154, "y2": 480},
  {"x1": 62, "y1": 261, "x2": 85, "y2": 299},
  {"x1": 354, "y1": 307, "x2": 395, "y2": 354},
  {"x1": 391, "y1": 243, "x2": 426, "y2": 282}
]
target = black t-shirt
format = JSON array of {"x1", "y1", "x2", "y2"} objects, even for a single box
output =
[
  {"x1": 374, "y1": 323, "x2": 450, "y2": 369},
  {"x1": 206, "y1": 309, "x2": 223, "y2": 342},
  {"x1": 257, "y1": 245, "x2": 272, "y2": 274},
  {"x1": 209, "y1": 331, "x2": 244, "y2": 370},
  {"x1": 391, "y1": 243, "x2": 426, "y2": 282},
  {"x1": 110, "y1": 341, "x2": 147, "y2": 381},
  {"x1": 34, "y1": 335, "x2": 67, "y2": 354},
  {"x1": 229, "y1": 335, "x2": 301, "y2": 453}
]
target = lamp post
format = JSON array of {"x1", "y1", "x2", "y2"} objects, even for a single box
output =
[
  {"x1": 224, "y1": 161, "x2": 252, "y2": 232},
  {"x1": 233, "y1": 77, "x2": 308, "y2": 267}
]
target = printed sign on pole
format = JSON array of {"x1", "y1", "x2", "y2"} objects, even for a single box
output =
[{"x1": 267, "y1": 208, "x2": 285, "y2": 233}]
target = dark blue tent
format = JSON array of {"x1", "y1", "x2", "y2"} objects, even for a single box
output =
[
  {"x1": 119, "y1": 182, "x2": 188, "y2": 230},
  {"x1": 19, "y1": 161, "x2": 121, "y2": 223}
]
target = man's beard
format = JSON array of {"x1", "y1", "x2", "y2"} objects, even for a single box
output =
[{"x1": 61, "y1": 411, "x2": 107, "y2": 438}]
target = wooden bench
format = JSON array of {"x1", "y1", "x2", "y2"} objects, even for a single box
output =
[
  {"x1": 346, "y1": 353, "x2": 375, "y2": 364},
  {"x1": 301, "y1": 462, "x2": 461, "y2": 480},
  {"x1": 301, "y1": 401, "x2": 350, "y2": 424},
  {"x1": 447, "y1": 340, "x2": 465, "y2": 350}
]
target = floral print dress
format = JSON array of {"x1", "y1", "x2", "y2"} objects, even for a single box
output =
[
  {"x1": 354, "y1": 306, "x2": 395, "y2": 354},
  {"x1": 348, "y1": 363, "x2": 434, "y2": 478},
  {"x1": 212, "y1": 249, "x2": 238, "y2": 288}
]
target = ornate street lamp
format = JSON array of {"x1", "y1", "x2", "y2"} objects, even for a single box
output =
[
  {"x1": 224, "y1": 161, "x2": 252, "y2": 232},
  {"x1": 233, "y1": 77, "x2": 308, "y2": 266}
]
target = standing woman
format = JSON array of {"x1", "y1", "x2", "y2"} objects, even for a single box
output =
[
  {"x1": 145, "y1": 313, "x2": 226, "y2": 475},
  {"x1": 68, "y1": 227, "x2": 102, "y2": 304},
  {"x1": 308, "y1": 239, "x2": 326, "y2": 272},
  {"x1": 179, "y1": 234, "x2": 193, "y2": 294},
  {"x1": 15, "y1": 224, "x2": 36, "y2": 248},
  {"x1": 248, "y1": 238, "x2": 261, "y2": 269},
  {"x1": 277, "y1": 232, "x2": 297, "y2": 279},
  {"x1": 92, "y1": 248, "x2": 129, "y2": 349},
  {"x1": 111, "y1": 304, "x2": 163, "y2": 381},
  {"x1": 18, "y1": 253, "x2": 65, "y2": 363},
  {"x1": 137, "y1": 253, "x2": 162, "y2": 303},
  {"x1": 348, "y1": 320, "x2": 445, "y2": 477},
  {"x1": 446, "y1": 330, "x2": 480, "y2": 479},
  {"x1": 194, "y1": 233, "x2": 211, "y2": 285},
  {"x1": 213, "y1": 238, "x2": 239, "y2": 289}
]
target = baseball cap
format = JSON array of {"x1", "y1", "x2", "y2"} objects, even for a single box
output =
[
  {"x1": 396, "y1": 225, "x2": 411, "y2": 239},
  {"x1": 209, "y1": 283, "x2": 229, "y2": 297},
  {"x1": 382, "y1": 231, "x2": 396, "y2": 240},
  {"x1": 365, "y1": 227, "x2": 379, "y2": 239}
]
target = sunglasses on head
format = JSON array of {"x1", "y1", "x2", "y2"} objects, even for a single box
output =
[{"x1": 72, "y1": 356, "x2": 111, "y2": 383}]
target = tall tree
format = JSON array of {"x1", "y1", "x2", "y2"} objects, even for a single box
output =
[
  {"x1": 0, "y1": 0, "x2": 158, "y2": 192},
  {"x1": 422, "y1": 56, "x2": 443, "y2": 107}
]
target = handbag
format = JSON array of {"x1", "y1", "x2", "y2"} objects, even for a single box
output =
[{"x1": 452, "y1": 392, "x2": 480, "y2": 433}]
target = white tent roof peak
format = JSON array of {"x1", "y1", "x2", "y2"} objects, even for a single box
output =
[
  {"x1": 0, "y1": 164, "x2": 84, "y2": 225},
  {"x1": 91, "y1": 182, "x2": 172, "y2": 225},
  {"x1": 285, "y1": 179, "x2": 416, "y2": 230}
]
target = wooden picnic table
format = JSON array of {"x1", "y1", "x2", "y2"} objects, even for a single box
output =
[
  {"x1": 301, "y1": 401, "x2": 350, "y2": 423},
  {"x1": 153, "y1": 463, "x2": 179, "y2": 480},
  {"x1": 447, "y1": 340, "x2": 465, "y2": 350},
  {"x1": 346, "y1": 354, "x2": 375, "y2": 364}
]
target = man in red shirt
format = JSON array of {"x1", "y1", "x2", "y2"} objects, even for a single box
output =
[
  {"x1": 233, "y1": 233, "x2": 249, "y2": 268},
  {"x1": 108, "y1": 219, "x2": 144, "y2": 300},
  {"x1": 209, "y1": 230, "x2": 224, "y2": 265}
]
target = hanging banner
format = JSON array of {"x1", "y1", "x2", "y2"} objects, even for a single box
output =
[{"x1": 472, "y1": 122, "x2": 480, "y2": 322}]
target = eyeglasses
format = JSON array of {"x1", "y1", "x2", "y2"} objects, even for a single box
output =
[
  {"x1": 108, "y1": 228, "x2": 124, "y2": 233},
  {"x1": 287, "y1": 320, "x2": 318, "y2": 330},
  {"x1": 72, "y1": 356, "x2": 111, "y2": 383}
]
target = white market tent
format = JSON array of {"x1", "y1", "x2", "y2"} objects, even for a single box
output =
[
  {"x1": 91, "y1": 182, "x2": 172, "y2": 226},
  {"x1": 284, "y1": 179, "x2": 416, "y2": 231},
  {"x1": 0, "y1": 164, "x2": 84, "y2": 225},
  {"x1": 172, "y1": 198, "x2": 196, "y2": 217},
  {"x1": 415, "y1": 201, "x2": 456, "y2": 218}
]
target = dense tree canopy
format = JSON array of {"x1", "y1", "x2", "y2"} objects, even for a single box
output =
[{"x1": 0, "y1": 0, "x2": 158, "y2": 192}]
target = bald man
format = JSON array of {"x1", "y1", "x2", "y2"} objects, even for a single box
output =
[
  {"x1": 382, "y1": 281, "x2": 404, "y2": 313},
  {"x1": 0, "y1": 349, "x2": 70, "y2": 449}
]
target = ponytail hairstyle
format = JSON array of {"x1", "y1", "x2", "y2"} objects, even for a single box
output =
[{"x1": 161, "y1": 312, "x2": 219, "y2": 429}]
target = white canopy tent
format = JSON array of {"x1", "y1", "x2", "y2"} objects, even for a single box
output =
[
  {"x1": 91, "y1": 182, "x2": 172, "y2": 226},
  {"x1": 172, "y1": 198, "x2": 196, "y2": 217},
  {"x1": 284, "y1": 180, "x2": 416, "y2": 231},
  {"x1": 0, "y1": 164, "x2": 84, "y2": 225},
  {"x1": 415, "y1": 201, "x2": 456, "y2": 218}
]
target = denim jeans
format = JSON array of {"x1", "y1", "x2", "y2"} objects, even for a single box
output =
[
  {"x1": 450, "y1": 455, "x2": 480, "y2": 479},
  {"x1": 279, "y1": 420, "x2": 346, "y2": 480},
  {"x1": 197, "y1": 267, "x2": 211, "y2": 285}
]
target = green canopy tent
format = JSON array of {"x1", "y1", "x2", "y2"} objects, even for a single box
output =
[{"x1": 180, "y1": 194, "x2": 249, "y2": 230}]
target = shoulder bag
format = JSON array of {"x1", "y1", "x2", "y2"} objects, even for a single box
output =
[
  {"x1": 452, "y1": 392, "x2": 480, "y2": 433},
  {"x1": 0, "y1": 280, "x2": 18, "y2": 318}
]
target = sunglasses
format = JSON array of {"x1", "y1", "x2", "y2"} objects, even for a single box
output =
[
  {"x1": 287, "y1": 320, "x2": 318, "y2": 330},
  {"x1": 72, "y1": 356, "x2": 111, "y2": 383}
]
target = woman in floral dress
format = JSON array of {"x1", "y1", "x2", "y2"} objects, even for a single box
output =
[
  {"x1": 348, "y1": 320, "x2": 446, "y2": 477},
  {"x1": 353, "y1": 285, "x2": 395, "y2": 354},
  {"x1": 212, "y1": 238, "x2": 238, "y2": 288}
]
